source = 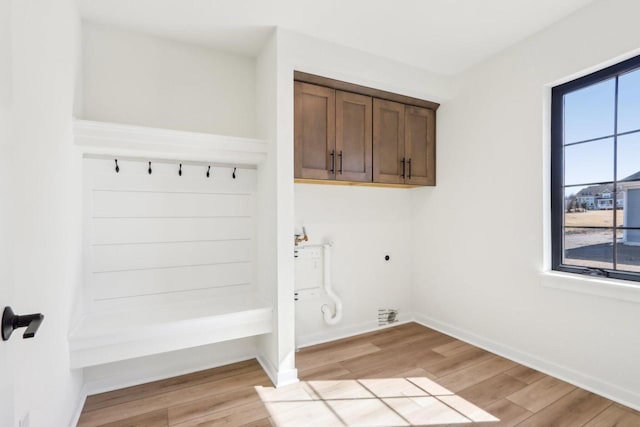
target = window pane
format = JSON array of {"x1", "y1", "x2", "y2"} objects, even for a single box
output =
[
  {"x1": 564, "y1": 227, "x2": 613, "y2": 269},
  {"x1": 565, "y1": 185, "x2": 621, "y2": 221},
  {"x1": 618, "y1": 188, "x2": 640, "y2": 271},
  {"x1": 564, "y1": 186, "x2": 615, "y2": 227},
  {"x1": 616, "y1": 235, "x2": 640, "y2": 272},
  {"x1": 564, "y1": 78, "x2": 615, "y2": 144},
  {"x1": 618, "y1": 69, "x2": 640, "y2": 133},
  {"x1": 564, "y1": 138, "x2": 613, "y2": 186},
  {"x1": 565, "y1": 185, "x2": 590, "y2": 211},
  {"x1": 617, "y1": 133, "x2": 640, "y2": 182}
]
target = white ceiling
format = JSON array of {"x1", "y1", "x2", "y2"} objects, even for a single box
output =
[{"x1": 78, "y1": 0, "x2": 597, "y2": 75}]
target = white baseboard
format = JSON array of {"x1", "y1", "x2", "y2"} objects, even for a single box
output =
[
  {"x1": 257, "y1": 353, "x2": 299, "y2": 388},
  {"x1": 296, "y1": 315, "x2": 415, "y2": 349},
  {"x1": 84, "y1": 353, "x2": 258, "y2": 397},
  {"x1": 70, "y1": 352, "x2": 259, "y2": 426},
  {"x1": 81, "y1": 337, "x2": 258, "y2": 396},
  {"x1": 413, "y1": 312, "x2": 640, "y2": 412},
  {"x1": 68, "y1": 384, "x2": 89, "y2": 427}
]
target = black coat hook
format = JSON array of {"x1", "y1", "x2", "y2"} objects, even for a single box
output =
[
  {"x1": 114, "y1": 159, "x2": 119, "y2": 173},
  {"x1": 148, "y1": 161, "x2": 152, "y2": 175},
  {"x1": 232, "y1": 167, "x2": 237, "y2": 179},
  {"x1": 206, "y1": 165, "x2": 211, "y2": 178},
  {"x1": 179, "y1": 163, "x2": 182, "y2": 176}
]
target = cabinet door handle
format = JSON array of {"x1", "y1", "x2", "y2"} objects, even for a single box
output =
[
  {"x1": 401, "y1": 158, "x2": 406, "y2": 179},
  {"x1": 407, "y1": 159, "x2": 412, "y2": 179},
  {"x1": 329, "y1": 150, "x2": 335, "y2": 174},
  {"x1": 338, "y1": 151, "x2": 343, "y2": 174}
]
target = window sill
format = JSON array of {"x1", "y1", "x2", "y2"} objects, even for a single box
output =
[{"x1": 540, "y1": 271, "x2": 640, "y2": 303}]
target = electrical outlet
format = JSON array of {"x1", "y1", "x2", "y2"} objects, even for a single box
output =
[{"x1": 19, "y1": 412, "x2": 29, "y2": 427}]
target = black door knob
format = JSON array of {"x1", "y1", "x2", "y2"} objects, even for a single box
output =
[{"x1": 2, "y1": 306, "x2": 44, "y2": 341}]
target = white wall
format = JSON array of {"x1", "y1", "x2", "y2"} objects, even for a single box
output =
[
  {"x1": 254, "y1": 31, "x2": 285, "y2": 383},
  {"x1": 83, "y1": 337, "x2": 257, "y2": 394},
  {"x1": 294, "y1": 185, "x2": 413, "y2": 345},
  {"x1": 412, "y1": 0, "x2": 640, "y2": 409},
  {"x1": 81, "y1": 22, "x2": 257, "y2": 138},
  {"x1": 277, "y1": 30, "x2": 454, "y2": 347},
  {"x1": 0, "y1": 0, "x2": 14, "y2": 424},
  {"x1": 8, "y1": 0, "x2": 84, "y2": 426}
]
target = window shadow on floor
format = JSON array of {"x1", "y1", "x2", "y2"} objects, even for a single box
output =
[{"x1": 256, "y1": 377, "x2": 499, "y2": 426}]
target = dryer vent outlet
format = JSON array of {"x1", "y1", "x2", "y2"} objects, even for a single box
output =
[{"x1": 378, "y1": 309, "x2": 399, "y2": 326}]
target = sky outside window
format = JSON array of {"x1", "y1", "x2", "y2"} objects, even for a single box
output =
[{"x1": 563, "y1": 71, "x2": 640, "y2": 196}]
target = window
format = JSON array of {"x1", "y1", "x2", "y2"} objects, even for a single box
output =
[{"x1": 552, "y1": 55, "x2": 640, "y2": 282}]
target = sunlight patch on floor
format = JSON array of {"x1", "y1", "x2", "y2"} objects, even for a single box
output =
[{"x1": 256, "y1": 377, "x2": 499, "y2": 426}]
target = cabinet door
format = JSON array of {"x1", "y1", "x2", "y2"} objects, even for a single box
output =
[
  {"x1": 405, "y1": 106, "x2": 436, "y2": 186},
  {"x1": 336, "y1": 91, "x2": 372, "y2": 182},
  {"x1": 294, "y1": 82, "x2": 336, "y2": 180},
  {"x1": 373, "y1": 99, "x2": 405, "y2": 184}
]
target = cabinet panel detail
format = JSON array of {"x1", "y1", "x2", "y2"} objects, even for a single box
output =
[
  {"x1": 294, "y1": 82, "x2": 336, "y2": 180},
  {"x1": 373, "y1": 99, "x2": 405, "y2": 185},
  {"x1": 405, "y1": 106, "x2": 435, "y2": 186},
  {"x1": 336, "y1": 91, "x2": 372, "y2": 182}
]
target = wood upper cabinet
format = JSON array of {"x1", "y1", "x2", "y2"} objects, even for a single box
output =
[
  {"x1": 336, "y1": 91, "x2": 372, "y2": 182},
  {"x1": 294, "y1": 82, "x2": 336, "y2": 180},
  {"x1": 294, "y1": 73, "x2": 438, "y2": 187},
  {"x1": 373, "y1": 100, "x2": 436, "y2": 186},
  {"x1": 405, "y1": 105, "x2": 436, "y2": 186},
  {"x1": 373, "y1": 99, "x2": 405, "y2": 185}
]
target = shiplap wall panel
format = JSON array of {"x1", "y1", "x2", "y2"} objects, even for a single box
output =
[
  {"x1": 84, "y1": 156, "x2": 257, "y2": 305},
  {"x1": 92, "y1": 191, "x2": 252, "y2": 218},
  {"x1": 91, "y1": 217, "x2": 252, "y2": 245},
  {"x1": 92, "y1": 263, "x2": 252, "y2": 300},
  {"x1": 92, "y1": 240, "x2": 252, "y2": 272},
  {"x1": 89, "y1": 173, "x2": 256, "y2": 193}
]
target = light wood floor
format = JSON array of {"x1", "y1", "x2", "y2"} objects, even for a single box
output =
[{"x1": 77, "y1": 322, "x2": 640, "y2": 426}]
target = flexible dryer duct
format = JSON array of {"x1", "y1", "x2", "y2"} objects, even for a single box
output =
[{"x1": 320, "y1": 243, "x2": 342, "y2": 325}]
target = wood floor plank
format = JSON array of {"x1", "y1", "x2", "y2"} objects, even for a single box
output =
[
  {"x1": 339, "y1": 339, "x2": 445, "y2": 378},
  {"x1": 421, "y1": 347, "x2": 495, "y2": 378},
  {"x1": 239, "y1": 418, "x2": 274, "y2": 427},
  {"x1": 295, "y1": 342, "x2": 381, "y2": 370},
  {"x1": 299, "y1": 322, "x2": 420, "y2": 354},
  {"x1": 297, "y1": 362, "x2": 351, "y2": 380},
  {"x1": 171, "y1": 399, "x2": 269, "y2": 427},
  {"x1": 79, "y1": 368, "x2": 271, "y2": 426},
  {"x1": 458, "y1": 374, "x2": 528, "y2": 407},
  {"x1": 437, "y1": 356, "x2": 517, "y2": 392},
  {"x1": 516, "y1": 389, "x2": 611, "y2": 427},
  {"x1": 504, "y1": 365, "x2": 545, "y2": 385},
  {"x1": 168, "y1": 386, "x2": 260, "y2": 425},
  {"x1": 370, "y1": 324, "x2": 440, "y2": 348},
  {"x1": 477, "y1": 398, "x2": 533, "y2": 426},
  {"x1": 395, "y1": 367, "x2": 439, "y2": 380},
  {"x1": 77, "y1": 322, "x2": 640, "y2": 427},
  {"x1": 506, "y1": 375, "x2": 576, "y2": 413},
  {"x1": 584, "y1": 403, "x2": 640, "y2": 427},
  {"x1": 84, "y1": 359, "x2": 259, "y2": 413},
  {"x1": 432, "y1": 339, "x2": 476, "y2": 357},
  {"x1": 82, "y1": 409, "x2": 169, "y2": 427},
  {"x1": 411, "y1": 329, "x2": 457, "y2": 350}
]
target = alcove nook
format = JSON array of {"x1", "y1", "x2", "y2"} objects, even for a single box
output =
[{"x1": 67, "y1": 21, "x2": 289, "y2": 391}]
